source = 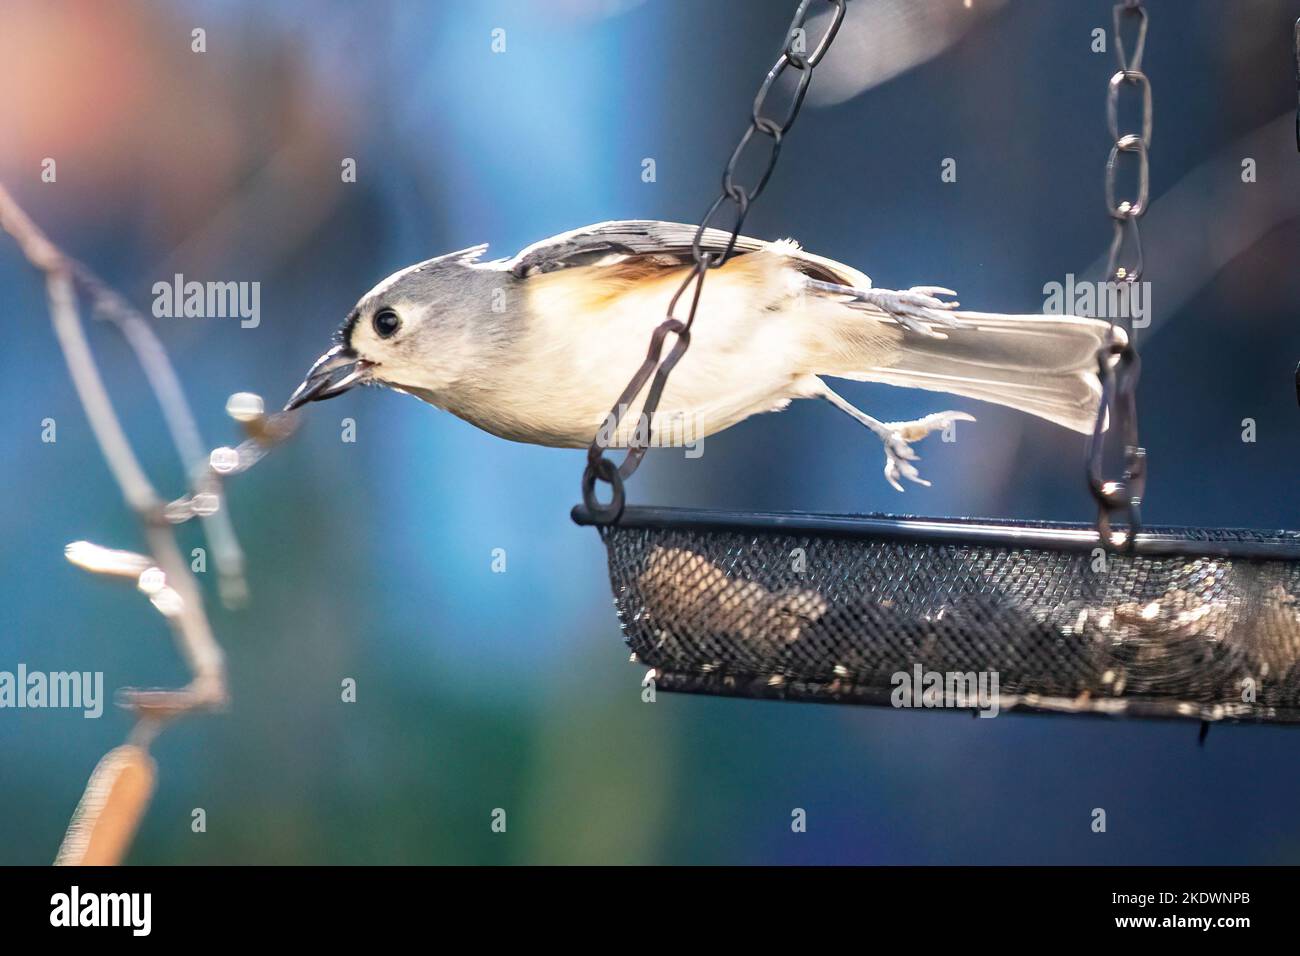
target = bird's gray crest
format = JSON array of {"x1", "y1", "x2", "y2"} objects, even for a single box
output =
[
  {"x1": 427, "y1": 243, "x2": 490, "y2": 266},
  {"x1": 337, "y1": 243, "x2": 492, "y2": 347}
]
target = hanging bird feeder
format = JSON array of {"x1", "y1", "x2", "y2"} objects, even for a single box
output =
[{"x1": 573, "y1": 0, "x2": 1300, "y2": 725}]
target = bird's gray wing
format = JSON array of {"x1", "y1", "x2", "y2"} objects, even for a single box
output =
[{"x1": 507, "y1": 220, "x2": 858, "y2": 285}]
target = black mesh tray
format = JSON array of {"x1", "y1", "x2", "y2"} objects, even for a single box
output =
[{"x1": 573, "y1": 506, "x2": 1300, "y2": 724}]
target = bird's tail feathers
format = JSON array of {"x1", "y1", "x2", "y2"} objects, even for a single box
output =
[{"x1": 824, "y1": 311, "x2": 1122, "y2": 434}]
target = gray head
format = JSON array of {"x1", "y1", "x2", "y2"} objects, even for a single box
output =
[{"x1": 286, "y1": 244, "x2": 502, "y2": 410}]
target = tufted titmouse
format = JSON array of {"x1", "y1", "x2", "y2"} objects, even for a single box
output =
[{"x1": 287, "y1": 220, "x2": 1119, "y2": 489}]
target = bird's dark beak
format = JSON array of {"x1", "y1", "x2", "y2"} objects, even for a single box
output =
[{"x1": 285, "y1": 345, "x2": 372, "y2": 411}]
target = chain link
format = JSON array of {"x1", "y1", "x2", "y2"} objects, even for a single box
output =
[
  {"x1": 582, "y1": 0, "x2": 846, "y2": 522},
  {"x1": 1088, "y1": 0, "x2": 1151, "y2": 550}
]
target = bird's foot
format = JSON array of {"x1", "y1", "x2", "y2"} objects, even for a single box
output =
[
  {"x1": 878, "y1": 411, "x2": 976, "y2": 491},
  {"x1": 857, "y1": 287, "x2": 962, "y2": 337}
]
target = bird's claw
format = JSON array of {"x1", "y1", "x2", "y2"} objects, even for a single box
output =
[
  {"x1": 907, "y1": 285, "x2": 960, "y2": 304},
  {"x1": 882, "y1": 433, "x2": 927, "y2": 492},
  {"x1": 871, "y1": 287, "x2": 962, "y2": 337},
  {"x1": 887, "y1": 410, "x2": 976, "y2": 442},
  {"x1": 878, "y1": 411, "x2": 976, "y2": 491}
]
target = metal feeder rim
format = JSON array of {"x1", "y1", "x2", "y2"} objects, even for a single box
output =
[{"x1": 571, "y1": 504, "x2": 1300, "y2": 562}]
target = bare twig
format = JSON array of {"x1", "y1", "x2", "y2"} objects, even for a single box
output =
[
  {"x1": 74, "y1": 266, "x2": 250, "y2": 607},
  {"x1": 0, "y1": 181, "x2": 297, "y2": 863},
  {"x1": 52, "y1": 746, "x2": 157, "y2": 867}
]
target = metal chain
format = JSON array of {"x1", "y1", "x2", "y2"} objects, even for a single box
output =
[
  {"x1": 581, "y1": 0, "x2": 847, "y2": 523},
  {"x1": 1087, "y1": 0, "x2": 1151, "y2": 550}
]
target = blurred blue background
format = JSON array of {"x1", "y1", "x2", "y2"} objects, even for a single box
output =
[{"x1": 2, "y1": 0, "x2": 1299, "y2": 864}]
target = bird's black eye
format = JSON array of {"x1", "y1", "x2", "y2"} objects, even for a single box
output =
[{"x1": 372, "y1": 308, "x2": 401, "y2": 339}]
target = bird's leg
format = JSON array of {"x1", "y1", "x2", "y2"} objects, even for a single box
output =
[
  {"x1": 806, "y1": 279, "x2": 962, "y2": 337},
  {"x1": 818, "y1": 382, "x2": 975, "y2": 491}
]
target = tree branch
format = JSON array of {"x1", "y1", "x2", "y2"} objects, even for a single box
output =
[{"x1": 0, "y1": 181, "x2": 298, "y2": 863}]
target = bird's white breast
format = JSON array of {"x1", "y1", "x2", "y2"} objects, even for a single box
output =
[{"x1": 477, "y1": 250, "x2": 835, "y2": 448}]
